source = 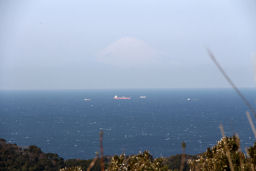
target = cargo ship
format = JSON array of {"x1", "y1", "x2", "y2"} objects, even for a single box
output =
[{"x1": 113, "y1": 95, "x2": 131, "y2": 100}]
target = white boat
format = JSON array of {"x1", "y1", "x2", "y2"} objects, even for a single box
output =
[
  {"x1": 139, "y1": 96, "x2": 146, "y2": 99},
  {"x1": 84, "y1": 98, "x2": 91, "y2": 101}
]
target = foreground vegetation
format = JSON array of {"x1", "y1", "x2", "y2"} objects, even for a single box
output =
[
  {"x1": 2, "y1": 136, "x2": 256, "y2": 171},
  {"x1": 0, "y1": 137, "x2": 192, "y2": 171},
  {"x1": 0, "y1": 138, "x2": 106, "y2": 171}
]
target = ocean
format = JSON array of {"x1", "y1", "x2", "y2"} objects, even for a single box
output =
[{"x1": 0, "y1": 89, "x2": 255, "y2": 159}]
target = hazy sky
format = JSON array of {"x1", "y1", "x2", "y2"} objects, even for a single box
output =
[{"x1": 0, "y1": 0, "x2": 256, "y2": 90}]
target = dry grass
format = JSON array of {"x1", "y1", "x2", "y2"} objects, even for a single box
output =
[
  {"x1": 100, "y1": 130, "x2": 104, "y2": 171},
  {"x1": 208, "y1": 50, "x2": 256, "y2": 171},
  {"x1": 219, "y1": 124, "x2": 235, "y2": 171},
  {"x1": 208, "y1": 49, "x2": 256, "y2": 118},
  {"x1": 86, "y1": 152, "x2": 99, "y2": 171},
  {"x1": 180, "y1": 141, "x2": 186, "y2": 171},
  {"x1": 246, "y1": 111, "x2": 256, "y2": 139},
  {"x1": 87, "y1": 130, "x2": 104, "y2": 171},
  {"x1": 235, "y1": 133, "x2": 245, "y2": 171}
]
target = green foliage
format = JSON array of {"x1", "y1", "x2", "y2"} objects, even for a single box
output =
[
  {"x1": 27, "y1": 145, "x2": 42, "y2": 154},
  {"x1": 0, "y1": 138, "x2": 109, "y2": 171},
  {"x1": 60, "y1": 166, "x2": 83, "y2": 171},
  {"x1": 0, "y1": 139, "x2": 64, "y2": 171},
  {"x1": 164, "y1": 154, "x2": 195, "y2": 171},
  {"x1": 188, "y1": 136, "x2": 248, "y2": 171},
  {"x1": 107, "y1": 151, "x2": 169, "y2": 171},
  {"x1": 247, "y1": 142, "x2": 256, "y2": 170},
  {"x1": 64, "y1": 158, "x2": 105, "y2": 171},
  {"x1": 3, "y1": 136, "x2": 256, "y2": 171}
]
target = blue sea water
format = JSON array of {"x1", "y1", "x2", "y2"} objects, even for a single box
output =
[{"x1": 0, "y1": 89, "x2": 256, "y2": 159}]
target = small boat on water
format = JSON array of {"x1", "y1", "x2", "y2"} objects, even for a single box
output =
[
  {"x1": 113, "y1": 95, "x2": 131, "y2": 100},
  {"x1": 139, "y1": 96, "x2": 146, "y2": 99},
  {"x1": 84, "y1": 98, "x2": 91, "y2": 101}
]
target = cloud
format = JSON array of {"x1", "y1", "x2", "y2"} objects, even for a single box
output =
[{"x1": 97, "y1": 37, "x2": 159, "y2": 68}]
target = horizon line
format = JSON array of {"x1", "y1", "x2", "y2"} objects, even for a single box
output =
[{"x1": 0, "y1": 87, "x2": 255, "y2": 91}]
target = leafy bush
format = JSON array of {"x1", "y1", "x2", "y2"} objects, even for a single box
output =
[
  {"x1": 3, "y1": 136, "x2": 256, "y2": 171},
  {"x1": 107, "y1": 151, "x2": 169, "y2": 171},
  {"x1": 164, "y1": 154, "x2": 195, "y2": 171},
  {"x1": 60, "y1": 166, "x2": 83, "y2": 171},
  {"x1": 188, "y1": 136, "x2": 248, "y2": 171},
  {"x1": 0, "y1": 139, "x2": 64, "y2": 171}
]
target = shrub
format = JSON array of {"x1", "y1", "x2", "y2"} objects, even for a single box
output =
[
  {"x1": 188, "y1": 136, "x2": 247, "y2": 171},
  {"x1": 107, "y1": 151, "x2": 169, "y2": 171}
]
